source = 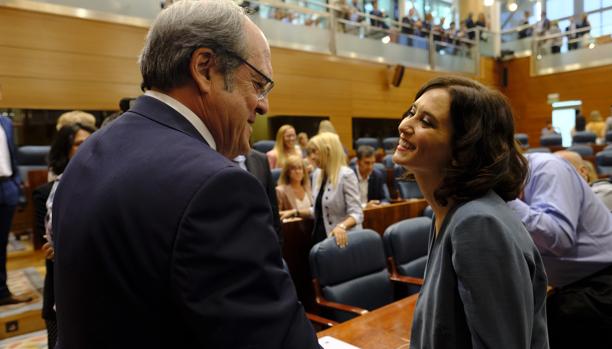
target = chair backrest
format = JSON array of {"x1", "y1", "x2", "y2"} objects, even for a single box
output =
[
  {"x1": 16, "y1": 145, "x2": 50, "y2": 181},
  {"x1": 606, "y1": 131, "x2": 612, "y2": 144},
  {"x1": 596, "y1": 150, "x2": 612, "y2": 175},
  {"x1": 567, "y1": 144, "x2": 593, "y2": 157},
  {"x1": 422, "y1": 205, "x2": 433, "y2": 218},
  {"x1": 382, "y1": 154, "x2": 394, "y2": 168},
  {"x1": 252, "y1": 140, "x2": 275, "y2": 153},
  {"x1": 271, "y1": 168, "x2": 282, "y2": 185},
  {"x1": 525, "y1": 147, "x2": 551, "y2": 154},
  {"x1": 309, "y1": 229, "x2": 394, "y2": 322},
  {"x1": 540, "y1": 134, "x2": 562, "y2": 146},
  {"x1": 604, "y1": 144, "x2": 612, "y2": 151},
  {"x1": 383, "y1": 217, "x2": 432, "y2": 296},
  {"x1": 514, "y1": 133, "x2": 529, "y2": 147},
  {"x1": 396, "y1": 180, "x2": 423, "y2": 199},
  {"x1": 572, "y1": 131, "x2": 597, "y2": 145},
  {"x1": 354, "y1": 137, "x2": 380, "y2": 150},
  {"x1": 382, "y1": 137, "x2": 399, "y2": 154}
]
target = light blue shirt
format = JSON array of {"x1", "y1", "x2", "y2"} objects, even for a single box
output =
[{"x1": 508, "y1": 153, "x2": 612, "y2": 287}]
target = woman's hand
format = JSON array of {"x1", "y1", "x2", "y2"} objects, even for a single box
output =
[
  {"x1": 280, "y1": 209, "x2": 299, "y2": 221},
  {"x1": 42, "y1": 242, "x2": 55, "y2": 260},
  {"x1": 331, "y1": 226, "x2": 348, "y2": 248}
]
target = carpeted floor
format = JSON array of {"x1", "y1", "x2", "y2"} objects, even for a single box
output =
[{"x1": 0, "y1": 268, "x2": 43, "y2": 319}]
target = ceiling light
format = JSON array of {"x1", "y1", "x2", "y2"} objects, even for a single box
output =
[
  {"x1": 484, "y1": 0, "x2": 494, "y2": 6},
  {"x1": 507, "y1": 1, "x2": 518, "y2": 11}
]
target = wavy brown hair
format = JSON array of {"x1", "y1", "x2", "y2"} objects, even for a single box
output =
[{"x1": 412, "y1": 76, "x2": 528, "y2": 206}]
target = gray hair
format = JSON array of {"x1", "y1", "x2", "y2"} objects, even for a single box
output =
[
  {"x1": 139, "y1": 0, "x2": 248, "y2": 92},
  {"x1": 356, "y1": 145, "x2": 375, "y2": 160}
]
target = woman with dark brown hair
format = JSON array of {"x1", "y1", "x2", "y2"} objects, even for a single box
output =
[{"x1": 395, "y1": 76, "x2": 549, "y2": 348}]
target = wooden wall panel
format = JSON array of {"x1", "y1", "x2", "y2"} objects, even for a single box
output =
[
  {"x1": 0, "y1": 5, "x2": 500, "y2": 148},
  {"x1": 501, "y1": 57, "x2": 612, "y2": 147}
]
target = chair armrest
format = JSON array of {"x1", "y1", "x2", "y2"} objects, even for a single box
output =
[
  {"x1": 306, "y1": 312, "x2": 338, "y2": 328},
  {"x1": 389, "y1": 274, "x2": 424, "y2": 286},
  {"x1": 386, "y1": 256, "x2": 424, "y2": 286},
  {"x1": 312, "y1": 278, "x2": 369, "y2": 317},
  {"x1": 316, "y1": 298, "x2": 369, "y2": 316}
]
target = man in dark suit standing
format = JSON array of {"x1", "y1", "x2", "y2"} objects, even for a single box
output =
[
  {"x1": 349, "y1": 145, "x2": 390, "y2": 208},
  {"x1": 235, "y1": 149, "x2": 282, "y2": 243},
  {"x1": 52, "y1": 1, "x2": 319, "y2": 348},
  {"x1": 0, "y1": 116, "x2": 31, "y2": 305}
]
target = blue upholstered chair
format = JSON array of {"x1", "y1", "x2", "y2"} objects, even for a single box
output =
[
  {"x1": 309, "y1": 229, "x2": 395, "y2": 322},
  {"x1": 382, "y1": 137, "x2": 399, "y2": 154},
  {"x1": 572, "y1": 131, "x2": 597, "y2": 145},
  {"x1": 596, "y1": 151, "x2": 612, "y2": 176},
  {"x1": 382, "y1": 154, "x2": 394, "y2": 168},
  {"x1": 605, "y1": 144, "x2": 612, "y2": 151},
  {"x1": 383, "y1": 217, "x2": 430, "y2": 297},
  {"x1": 514, "y1": 133, "x2": 529, "y2": 147},
  {"x1": 354, "y1": 137, "x2": 380, "y2": 150},
  {"x1": 252, "y1": 140, "x2": 275, "y2": 153},
  {"x1": 567, "y1": 144, "x2": 593, "y2": 157},
  {"x1": 422, "y1": 205, "x2": 433, "y2": 218},
  {"x1": 16, "y1": 145, "x2": 50, "y2": 181},
  {"x1": 271, "y1": 168, "x2": 281, "y2": 185},
  {"x1": 540, "y1": 134, "x2": 562, "y2": 147},
  {"x1": 525, "y1": 147, "x2": 551, "y2": 154},
  {"x1": 396, "y1": 179, "x2": 424, "y2": 199},
  {"x1": 606, "y1": 131, "x2": 612, "y2": 144}
]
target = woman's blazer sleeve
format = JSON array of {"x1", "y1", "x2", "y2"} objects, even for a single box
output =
[{"x1": 341, "y1": 168, "x2": 363, "y2": 225}]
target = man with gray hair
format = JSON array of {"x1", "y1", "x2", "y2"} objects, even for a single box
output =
[{"x1": 52, "y1": 1, "x2": 319, "y2": 348}]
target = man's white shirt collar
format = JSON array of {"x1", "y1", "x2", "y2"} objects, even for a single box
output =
[{"x1": 144, "y1": 90, "x2": 216, "y2": 150}]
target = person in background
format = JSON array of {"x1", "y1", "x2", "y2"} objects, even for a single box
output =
[
  {"x1": 508, "y1": 152, "x2": 612, "y2": 348},
  {"x1": 267, "y1": 124, "x2": 301, "y2": 169},
  {"x1": 605, "y1": 104, "x2": 612, "y2": 134},
  {"x1": 464, "y1": 12, "x2": 475, "y2": 40},
  {"x1": 282, "y1": 132, "x2": 362, "y2": 248},
  {"x1": 234, "y1": 149, "x2": 282, "y2": 243},
  {"x1": 55, "y1": 110, "x2": 96, "y2": 131},
  {"x1": 0, "y1": 115, "x2": 31, "y2": 306},
  {"x1": 34, "y1": 123, "x2": 95, "y2": 349},
  {"x1": 576, "y1": 13, "x2": 591, "y2": 45},
  {"x1": 541, "y1": 122, "x2": 558, "y2": 136},
  {"x1": 518, "y1": 10, "x2": 532, "y2": 39},
  {"x1": 318, "y1": 120, "x2": 337, "y2": 134},
  {"x1": 586, "y1": 110, "x2": 605, "y2": 143},
  {"x1": 566, "y1": 17, "x2": 578, "y2": 51},
  {"x1": 100, "y1": 111, "x2": 123, "y2": 128},
  {"x1": 397, "y1": 76, "x2": 548, "y2": 348},
  {"x1": 297, "y1": 132, "x2": 309, "y2": 156},
  {"x1": 51, "y1": 0, "x2": 319, "y2": 347},
  {"x1": 571, "y1": 112, "x2": 586, "y2": 137},
  {"x1": 349, "y1": 145, "x2": 389, "y2": 208},
  {"x1": 555, "y1": 150, "x2": 612, "y2": 211},
  {"x1": 535, "y1": 11, "x2": 550, "y2": 36},
  {"x1": 548, "y1": 20, "x2": 562, "y2": 54},
  {"x1": 276, "y1": 154, "x2": 312, "y2": 216}
]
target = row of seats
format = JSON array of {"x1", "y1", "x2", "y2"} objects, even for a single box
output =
[
  {"x1": 515, "y1": 131, "x2": 612, "y2": 147},
  {"x1": 252, "y1": 137, "x2": 400, "y2": 154},
  {"x1": 309, "y1": 216, "x2": 431, "y2": 323}
]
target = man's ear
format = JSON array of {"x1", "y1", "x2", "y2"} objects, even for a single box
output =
[{"x1": 190, "y1": 48, "x2": 215, "y2": 94}]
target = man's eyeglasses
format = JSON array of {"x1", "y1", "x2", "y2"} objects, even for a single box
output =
[{"x1": 228, "y1": 52, "x2": 274, "y2": 101}]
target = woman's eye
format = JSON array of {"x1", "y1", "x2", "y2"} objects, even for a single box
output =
[
  {"x1": 403, "y1": 108, "x2": 416, "y2": 119},
  {"x1": 421, "y1": 117, "x2": 433, "y2": 127}
]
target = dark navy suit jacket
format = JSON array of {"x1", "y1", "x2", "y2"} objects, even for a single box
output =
[
  {"x1": 350, "y1": 164, "x2": 389, "y2": 203},
  {"x1": 0, "y1": 116, "x2": 21, "y2": 206},
  {"x1": 53, "y1": 96, "x2": 319, "y2": 349}
]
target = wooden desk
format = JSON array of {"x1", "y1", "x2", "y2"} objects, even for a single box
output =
[
  {"x1": 317, "y1": 294, "x2": 418, "y2": 349},
  {"x1": 363, "y1": 199, "x2": 428, "y2": 236}
]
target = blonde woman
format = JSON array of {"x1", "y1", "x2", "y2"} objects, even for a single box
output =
[
  {"x1": 266, "y1": 125, "x2": 301, "y2": 169},
  {"x1": 586, "y1": 110, "x2": 605, "y2": 142},
  {"x1": 282, "y1": 132, "x2": 362, "y2": 248},
  {"x1": 276, "y1": 155, "x2": 312, "y2": 215}
]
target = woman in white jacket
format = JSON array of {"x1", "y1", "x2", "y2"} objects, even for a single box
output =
[{"x1": 282, "y1": 132, "x2": 363, "y2": 247}]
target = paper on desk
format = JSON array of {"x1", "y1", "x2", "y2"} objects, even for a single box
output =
[{"x1": 318, "y1": 336, "x2": 361, "y2": 349}]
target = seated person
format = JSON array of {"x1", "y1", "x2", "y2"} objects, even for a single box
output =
[
  {"x1": 556, "y1": 150, "x2": 612, "y2": 211},
  {"x1": 276, "y1": 155, "x2": 312, "y2": 218},
  {"x1": 508, "y1": 152, "x2": 612, "y2": 348},
  {"x1": 349, "y1": 145, "x2": 389, "y2": 208}
]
